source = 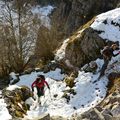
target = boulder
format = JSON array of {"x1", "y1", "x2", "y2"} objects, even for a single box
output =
[
  {"x1": 65, "y1": 27, "x2": 105, "y2": 67},
  {"x1": 81, "y1": 61, "x2": 98, "y2": 74},
  {"x1": 0, "y1": 77, "x2": 10, "y2": 90},
  {"x1": 2, "y1": 86, "x2": 33, "y2": 119},
  {"x1": 102, "y1": 114, "x2": 112, "y2": 120},
  {"x1": 107, "y1": 72, "x2": 120, "y2": 94}
]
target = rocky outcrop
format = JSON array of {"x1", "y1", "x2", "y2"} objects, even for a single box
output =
[
  {"x1": 65, "y1": 27, "x2": 105, "y2": 67},
  {"x1": 52, "y1": 0, "x2": 120, "y2": 36},
  {"x1": 31, "y1": 113, "x2": 50, "y2": 120},
  {"x1": 75, "y1": 72, "x2": 120, "y2": 120},
  {"x1": 81, "y1": 61, "x2": 98, "y2": 74},
  {"x1": 2, "y1": 86, "x2": 33, "y2": 119}
]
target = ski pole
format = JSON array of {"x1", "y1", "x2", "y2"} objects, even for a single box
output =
[{"x1": 49, "y1": 89, "x2": 52, "y2": 100}]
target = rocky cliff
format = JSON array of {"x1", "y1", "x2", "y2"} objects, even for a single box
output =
[{"x1": 52, "y1": 0, "x2": 120, "y2": 36}]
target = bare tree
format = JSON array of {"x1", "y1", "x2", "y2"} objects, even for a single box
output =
[
  {"x1": 0, "y1": 0, "x2": 40, "y2": 75},
  {"x1": 35, "y1": 13, "x2": 65, "y2": 65},
  {"x1": 0, "y1": 0, "x2": 65, "y2": 77}
]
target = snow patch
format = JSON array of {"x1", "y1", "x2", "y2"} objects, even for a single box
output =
[
  {"x1": 55, "y1": 38, "x2": 69, "y2": 61},
  {"x1": 0, "y1": 99, "x2": 12, "y2": 120},
  {"x1": 55, "y1": 29, "x2": 85, "y2": 61},
  {"x1": 91, "y1": 8, "x2": 120, "y2": 42},
  {"x1": 10, "y1": 72, "x2": 17, "y2": 80},
  {"x1": 17, "y1": 68, "x2": 66, "y2": 88},
  {"x1": 6, "y1": 85, "x2": 21, "y2": 91}
]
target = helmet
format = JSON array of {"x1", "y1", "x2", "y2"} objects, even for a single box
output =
[{"x1": 37, "y1": 74, "x2": 45, "y2": 80}]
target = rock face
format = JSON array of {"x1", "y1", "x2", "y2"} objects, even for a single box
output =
[
  {"x1": 76, "y1": 72, "x2": 120, "y2": 120},
  {"x1": 53, "y1": 0, "x2": 120, "y2": 36},
  {"x1": 65, "y1": 27, "x2": 105, "y2": 67},
  {"x1": 2, "y1": 86, "x2": 33, "y2": 119}
]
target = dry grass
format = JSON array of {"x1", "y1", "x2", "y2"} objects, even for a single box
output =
[
  {"x1": 107, "y1": 77, "x2": 120, "y2": 95},
  {"x1": 68, "y1": 16, "x2": 96, "y2": 44}
]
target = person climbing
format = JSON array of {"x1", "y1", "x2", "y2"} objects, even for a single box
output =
[
  {"x1": 31, "y1": 75, "x2": 50, "y2": 104},
  {"x1": 96, "y1": 43, "x2": 120, "y2": 81}
]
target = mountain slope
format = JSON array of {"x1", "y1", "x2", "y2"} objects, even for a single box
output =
[{"x1": 1, "y1": 6, "x2": 120, "y2": 120}]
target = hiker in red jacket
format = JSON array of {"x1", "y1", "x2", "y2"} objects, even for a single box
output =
[{"x1": 31, "y1": 75, "x2": 50, "y2": 102}]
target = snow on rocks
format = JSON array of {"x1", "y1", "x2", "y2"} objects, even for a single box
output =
[
  {"x1": 6, "y1": 85, "x2": 21, "y2": 91},
  {"x1": 55, "y1": 29, "x2": 85, "y2": 62},
  {"x1": 91, "y1": 8, "x2": 120, "y2": 43},
  {"x1": 55, "y1": 38, "x2": 70, "y2": 61}
]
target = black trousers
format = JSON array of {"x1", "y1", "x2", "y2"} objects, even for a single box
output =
[
  {"x1": 37, "y1": 87, "x2": 44, "y2": 97},
  {"x1": 32, "y1": 86, "x2": 44, "y2": 97}
]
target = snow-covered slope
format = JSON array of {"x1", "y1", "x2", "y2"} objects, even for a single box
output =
[
  {"x1": 55, "y1": 38, "x2": 70, "y2": 61},
  {"x1": 0, "y1": 58, "x2": 118, "y2": 119},
  {"x1": 91, "y1": 8, "x2": 120, "y2": 42},
  {"x1": 14, "y1": 62, "x2": 108, "y2": 119}
]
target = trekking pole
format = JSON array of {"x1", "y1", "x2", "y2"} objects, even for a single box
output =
[{"x1": 49, "y1": 89, "x2": 52, "y2": 100}]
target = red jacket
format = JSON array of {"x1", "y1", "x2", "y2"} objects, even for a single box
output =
[{"x1": 31, "y1": 78, "x2": 49, "y2": 89}]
